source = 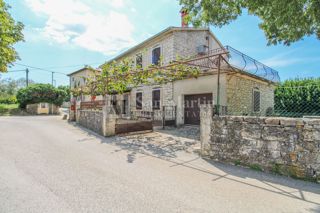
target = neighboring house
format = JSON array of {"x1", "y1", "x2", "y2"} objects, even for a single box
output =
[
  {"x1": 67, "y1": 67, "x2": 101, "y2": 102},
  {"x1": 26, "y1": 103, "x2": 60, "y2": 115},
  {"x1": 69, "y1": 21, "x2": 279, "y2": 126}
]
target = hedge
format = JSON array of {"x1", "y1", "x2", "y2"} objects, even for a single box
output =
[{"x1": 16, "y1": 84, "x2": 67, "y2": 109}]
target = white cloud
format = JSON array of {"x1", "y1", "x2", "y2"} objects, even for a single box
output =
[
  {"x1": 110, "y1": 0, "x2": 125, "y2": 8},
  {"x1": 25, "y1": 0, "x2": 135, "y2": 55}
]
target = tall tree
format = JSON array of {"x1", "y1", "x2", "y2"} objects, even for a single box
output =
[
  {"x1": 180, "y1": 0, "x2": 320, "y2": 45},
  {"x1": 0, "y1": 0, "x2": 24, "y2": 72}
]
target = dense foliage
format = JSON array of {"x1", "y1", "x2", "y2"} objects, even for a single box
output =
[
  {"x1": 16, "y1": 84, "x2": 67, "y2": 108},
  {"x1": 180, "y1": 0, "x2": 320, "y2": 45},
  {"x1": 57, "y1": 85, "x2": 71, "y2": 102},
  {"x1": 0, "y1": 78, "x2": 33, "y2": 95},
  {"x1": 275, "y1": 78, "x2": 320, "y2": 117},
  {"x1": 0, "y1": 95, "x2": 17, "y2": 104},
  {"x1": 0, "y1": 78, "x2": 33, "y2": 104},
  {"x1": 0, "y1": 0, "x2": 24, "y2": 72}
]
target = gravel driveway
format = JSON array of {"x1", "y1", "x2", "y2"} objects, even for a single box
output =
[{"x1": 0, "y1": 116, "x2": 319, "y2": 213}]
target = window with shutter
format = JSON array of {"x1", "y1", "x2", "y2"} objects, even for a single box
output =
[
  {"x1": 253, "y1": 89, "x2": 261, "y2": 112},
  {"x1": 152, "y1": 90, "x2": 160, "y2": 110},
  {"x1": 152, "y1": 47, "x2": 161, "y2": 65},
  {"x1": 136, "y1": 92, "x2": 142, "y2": 110}
]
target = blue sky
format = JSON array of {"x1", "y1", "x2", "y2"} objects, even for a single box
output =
[{"x1": 3, "y1": 0, "x2": 320, "y2": 86}]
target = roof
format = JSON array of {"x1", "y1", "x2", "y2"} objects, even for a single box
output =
[
  {"x1": 103, "y1": 26, "x2": 224, "y2": 65},
  {"x1": 67, "y1": 67, "x2": 100, "y2": 76}
]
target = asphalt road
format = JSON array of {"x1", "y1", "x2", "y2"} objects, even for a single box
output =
[{"x1": 0, "y1": 116, "x2": 319, "y2": 213}]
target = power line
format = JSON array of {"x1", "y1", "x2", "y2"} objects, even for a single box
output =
[
  {"x1": 43, "y1": 62, "x2": 102, "y2": 69},
  {"x1": 14, "y1": 63, "x2": 68, "y2": 75},
  {"x1": 14, "y1": 62, "x2": 103, "y2": 70},
  {"x1": 7, "y1": 69, "x2": 27, "y2": 72}
]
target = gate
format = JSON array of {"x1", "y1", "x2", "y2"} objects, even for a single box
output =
[{"x1": 115, "y1": 119, "x2": 153, "y2": 135}]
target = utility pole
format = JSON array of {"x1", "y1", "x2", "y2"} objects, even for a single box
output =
[
  {"x1": 26, "y1": 68, "x2": 29, "y2": 87},
  {"x1": 51, "y1": 72, "x2": 54, "y2": 86}
]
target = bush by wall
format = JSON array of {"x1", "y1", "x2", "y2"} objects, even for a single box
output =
[{"x1": 16, "y1": 84, "x2": 67, "y2": 108}]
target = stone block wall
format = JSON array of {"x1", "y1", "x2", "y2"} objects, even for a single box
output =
[
  {"x1": 173, "y1": 30, "x2": 221, "y2": 58},
  {"x1": 26, "y1": 104, "x2": 38, "y2": 114},
  {"x1": 226, "y1": 74, "x2": 275, "y2": 116},
  {"x1": 78, "y1": 110, "x2": 104, "y2": 135},
  {"x1": 200, "y1": 106, "x2": 320, "y2": 181}
]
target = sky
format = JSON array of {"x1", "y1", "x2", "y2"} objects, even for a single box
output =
[{"x1": 2, "y1": 0, "x2": 320, "y2": 86}]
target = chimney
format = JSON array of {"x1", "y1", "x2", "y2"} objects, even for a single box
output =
[{"x1": 180, "y1": 8, "x2": 189, "y2": 28}]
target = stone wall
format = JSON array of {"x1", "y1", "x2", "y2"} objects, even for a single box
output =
[
  {"x1": 226, "y1": 74, "x2": 275, "y2": 116},
  {"x1": 78, "y1": 110, "x2": 104, "y2": 135},
  {"x1": 200, "y1": 106, "x2": 320, "y2": 181},
  {"x1": 26, "y1": 104, "x2": 38, "y2": 114},
  {"x1": 173, "y1": 30, "x2": 221, "y2": 58}
]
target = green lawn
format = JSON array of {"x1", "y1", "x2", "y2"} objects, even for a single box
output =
[{"x1": 0, "y1": 104, "x2": 25, "y2": 116}]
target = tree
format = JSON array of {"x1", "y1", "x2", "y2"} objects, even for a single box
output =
[
  {"x1": 0, "y1": 78, "x2": 34, "y2": 96},
  {"x1": 16, "y1": 84, "x2": 67, "y2": 108},
  {"x1": 57, "y1": 85, "x2": 71, "y2": 102},
  {"x1": 180, "y1": 0, "x2": 320, "y2": 45},
  {"x1": 0, "y1": 0, "x2": 24, "y2": 72}
]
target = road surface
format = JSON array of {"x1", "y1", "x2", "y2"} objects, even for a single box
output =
[{"x1": 0, "y1": 116, "x2": 319, "y2": 213}]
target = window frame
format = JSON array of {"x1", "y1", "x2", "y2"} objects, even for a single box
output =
[
  {"x1": 152, "y1": 89, "x2": 161, "y2": 110},
  {"x1": 136, "y1": 92, "x2": 142, "y2": 110},
  {"x1": 152, "y1": 46, "x2": 161, "y2": 65},
  {"x1": 252, "y1": 88, "x2": 261, "y2": 113}
]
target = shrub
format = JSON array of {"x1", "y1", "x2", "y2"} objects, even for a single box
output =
[
  {"x1": 16, "y1": 84, "x2": 67, "y2": 109},
  {"x1": 0, "y1": 95, "x2": 17, "y2": 104},
  {"x1": 275, "y1": 78, "x2": 320, "y2": 117}
]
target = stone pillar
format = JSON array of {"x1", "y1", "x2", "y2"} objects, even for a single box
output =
[
  {"x1": 200, "y1": 104, "x2": 213, "y2": 156},
  {"x1": 102, "y1": 96, "x2": 118, "y2": 137}
]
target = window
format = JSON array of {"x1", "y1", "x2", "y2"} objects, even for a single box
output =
[
  {"x1": 136, "y1": 53, "x2": 143, "y2": 68},
  {"x1": 122, "y1": 94, "x2": 129, "y2": 114},
  {"x1": 111, "y1": 95, "x2": 117, "y2": 107},
  {"x1": 136, "y1": 92, "x2": 142, "y2": 110},
  {"x1": 253, "y1": 88, "x2": 261, "y2": 112},
  {"x1": 152, "y1": 90, "x2": 160, "y2": 110},
  {"x1": 152, "y1": 47, "x2": 161, "y2": 65},
  {"x1": 40, "y1": 103, "x2": 47, "y2": 108}
]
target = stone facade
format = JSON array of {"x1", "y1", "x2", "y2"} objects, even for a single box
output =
[
  {"x1": 200, "y1": 106, "x2": 320, "y2": 181},
  {"x1": 122, "y1": 28, "x2": 224, "y2": 125},
  {"x1": 226, "y1": 74, "x2": 275, "y2": 116},
  {"x1": 173, "y1": 30, "x2": 221, "y2": 58}
]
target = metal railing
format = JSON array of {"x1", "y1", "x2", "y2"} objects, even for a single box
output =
[{"x1": 225, "y1": 46, "x2": 280, "y2": 83}]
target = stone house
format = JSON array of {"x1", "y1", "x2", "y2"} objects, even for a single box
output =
[
  {"x1": 69, "y1": 26, "x2": 279, "y2": 126},
  {"x1": 67, "y1": 67, "x2": 101, "y2": 102}
]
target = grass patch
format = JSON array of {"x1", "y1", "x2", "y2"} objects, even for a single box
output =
[
  {"x1": 234, "y1": 160, "x2": 241, "y2": 166},
  {"x1": 0, "y1": 104, "x2": 24, "y2": 116},
  {"x1": 271, "y1": 163, "x2": 282, "y2": 175},
  {"x1": 249, "y1": 164, "x2": 263, "y2": 172}
]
